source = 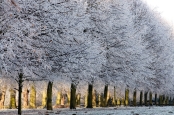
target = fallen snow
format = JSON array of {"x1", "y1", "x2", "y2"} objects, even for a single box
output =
[{"x1": 0, "y1": 106, "x2": 174, "y2": 115}]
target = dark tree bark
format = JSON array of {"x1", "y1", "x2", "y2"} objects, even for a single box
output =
[
  {"x1": 140, "y1": 91, "x2": 143, "y2": 106},
  {"x1": 70, "y1": 83, "x2": 76, "y2": 109},
  {"x1": 113, "y1": 86, "x2": 116, "y2": 106},
  {"x1": 155, "y1": 93, "x2": 157, "y2": 105},
  {"x1": 46, "y1": 81, "x2": 53, "y2": 110},
  {"x1": 149, "y1": 92, "x2": 152, "y2": 106},
  {"x1": 144, "y1": 92, "x2": 148, "y2": 106},
  {"x1": 169, "y1": 97, "x2": 172, "y2": 106},
  {"x1": 162, "y1": 95, "x2": 165, "y2": 106},
  {"x1": 172, "y1": 98, "x2": 174, "y2": 106},
  {"x1": 133, "y1": 90, "x2": 136, "y2": 106},
  {"x1": 18, "y1": 73, "x2": 23, "y2": 115},
  {"x1": 159, "y1": 95, "x2": 162, "y2": 106},
  {"x1": 87, "y1": 84, "x2": 93, "y2": 108},
  {"x1": 104, "y1": 85, "x2": 108, "y2": 107},
  {"x1": 125, "y1": 88, "x2": 129, "y2": 106},
  {"x1": 165, "y1": 96, "x2": 169, "y2": 106}
]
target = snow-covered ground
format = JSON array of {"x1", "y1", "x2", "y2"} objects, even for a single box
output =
[{"x1": 0, "y1": 106, "x2": 174, "y2": 115}]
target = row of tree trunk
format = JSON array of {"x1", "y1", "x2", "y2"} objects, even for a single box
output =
[
  {"x1": 124, "y1": 89, "x2": 173, "y2": 106},
  {"x1": 0, "y1": 86, "x2": 35, "y2": 110},
  {"x1": 30, "y1": 83, "x2": 174, "y2": 109},
  {"x1": 0, "y1": 82, "x2": 173, "y2": 112},
  {"x1": 7, "y1": 85, "x2": 36, "y2": 109},
  {"x1": 84, "y1": 86, "x2": 174, "y2": 107}
]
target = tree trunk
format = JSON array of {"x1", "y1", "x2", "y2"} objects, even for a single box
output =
[
  {"x1": 56, "y1": 92, "x2": 61, "y2": 105},
  {"x1": 23, "y1": 88, "x2": 29, "y2": 109},
  {"x1": 30, "y1": 84, "x2": 36, "y2": 109},
  {"x1": 121, "y1": 98, "x2": 124, "y2": 105},
  {"x1": 98, "y1": 94, "x2": 101, "y2": 107},
  {"x1": 76, "y1": 93, "x2": 80, "y2": 107},
  {"x1": 113, "y1": 86, "x2": 116, "y2": 106},
  {"x1": 149, "y1": 92, "x2": 152, "y2": 106},
  {"x1": 85, "y1": 91, "x2": 88, "y2": 107},
  {"x1": 165, "y1": 96, "x2": 169, "y2": 106},
  {"x1": 159, "y1": 95, "x2": 161, "y2": 106},
  {"x1": 87, "y1": 84, "x2": 93, "y2": 108},
  {"x1": 66, "y1": 91, "x2": 70, "y2": 107},
  {"x1": 125, "y1": 88, "x2": 129, "y2": 106},
  {"x1": 92, "y1": 90, "x2": 96, "y2": 107},
  {"x1": 162, "y1": 95, "x2": 165, "y2": 106},
  {"x1": 104, "y1": 85, "x2": 108, "y2": 107},
  {"x1": 155, "y1": 93, "x2": 157, "y2": 105},
  {"x1": 61, "y1": 95, "x2": 64, "y2": 105},
  {"x1": 172, "y1": 97, "x2": 174, "y2": 106},
  {"x1": 140, "y1": 91, "x2": 143, "y2": 106},
  {"x1": 117, "y1": 99, "x2": 120, "y2": 106},
  {"x1": 18, "y1": 73, "x2": 23, "y2": 115},
  {"x1": 159, "y1": 95, "x2": 162, "y2": 106},
  {"x1": 99, "y1": 93, "x2": 104, "y2": 107},
  {"x1": 169, "y1": 97, "x2": 172, "y2": 106},
  {"x1": 70, "y1": 83, "x2": 76, "y2": 109},
  {"x1": 42, "y1": 90, "x2": 47, "y2": 108},
  {"x1": 96, "y1": 93, "x2": 99, "y2": 107},
  {"x1": 172, "y1": 98, "x2": 174, "y2": 106},
  {"x1": 9, "y1": 89, "x2": 16, "y2": 109},
  {"x1": 133, "y1": 90, "x2": 136, "y2": 106},
  {"x1": 0, "y1": 89, "x2": 6, "y2": 109},
  {"x1": 144, "y1": 92, "x2": 148, "y2": 106},
  {"x1": 46, "y1": 81, "x2": 53, "y2": 110}
]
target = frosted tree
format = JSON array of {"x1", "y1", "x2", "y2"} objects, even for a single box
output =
[
  {"x1": 15, "y1": 0, "x2": 106, "y2": 109},
  {"x1": 0, "y1": 0, "x2": 49, "y2": 114},
  {"x1": 1, "y1": 0, "x2": 174, "y2": 111},
  {"x1": 130, "y1": 0, "x2": 174, "y2": 94}
]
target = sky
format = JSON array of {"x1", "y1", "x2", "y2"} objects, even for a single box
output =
[{"x1": 144, "y1": 0, "x2": 174, "y2": 25}]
